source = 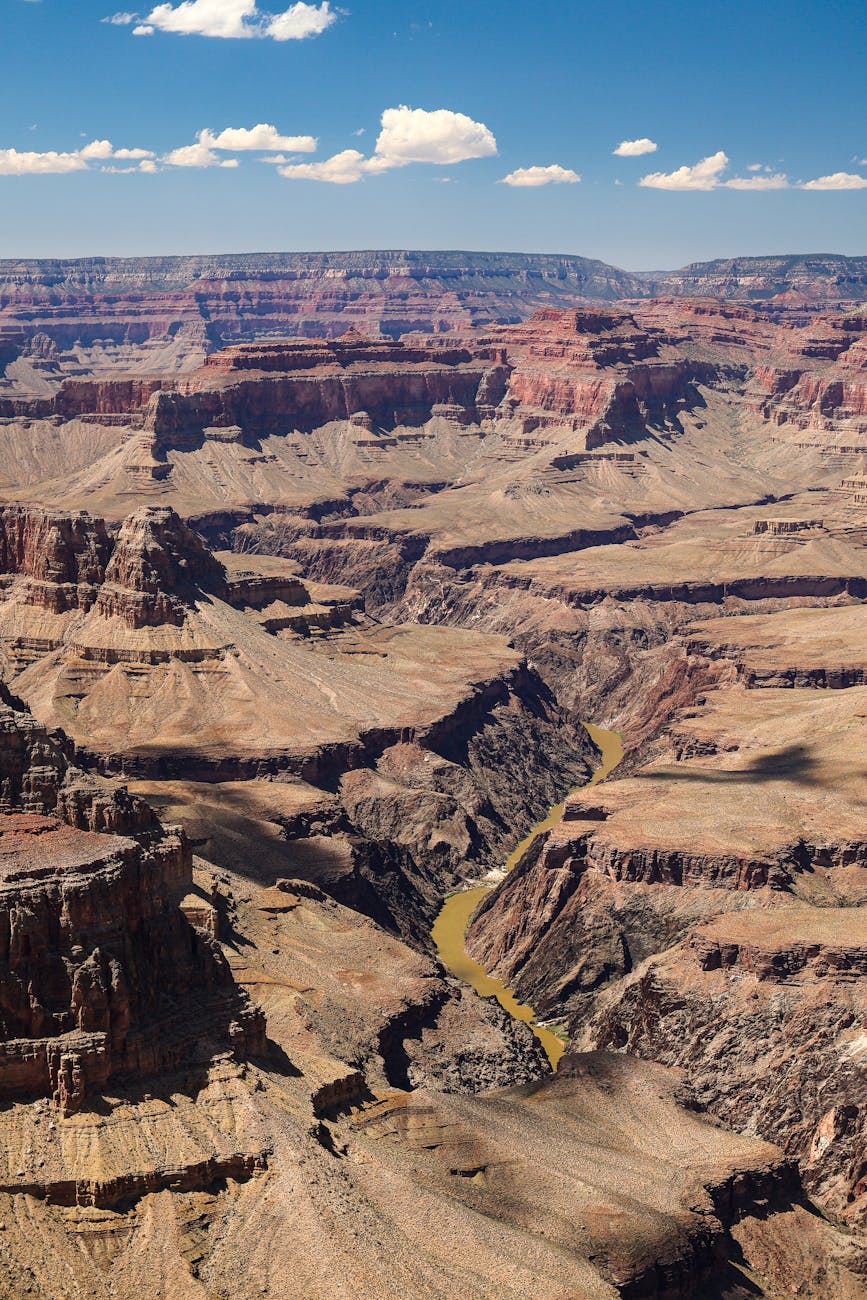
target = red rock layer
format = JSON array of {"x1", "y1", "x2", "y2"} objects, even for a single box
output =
[{"x1": 0, "y1": 682, "x2": 265, "y2": 1115}]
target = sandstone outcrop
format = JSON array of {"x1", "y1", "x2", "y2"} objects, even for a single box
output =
[
  {"x1": 467, "y1": 606, "x2": 867, "y2": 1224},
  {"x1": 586, "y1": 909, "x2": 867, "y2": 1223},
  {"x1": 1, "y1": 254, "x2": 866, "y2": 394},
  {"x1": 0, "y1": 502, "x2": 594, "y2": 945},
  {"x1": 0, "y1": 278, "x2": 864, "y2": 1295},
  {"x1": 0, "y1": 685, "x2": 265, "y2": 1117},
  {"x1": 50, "y1": 334, "x2": 512, "y2": 446}
]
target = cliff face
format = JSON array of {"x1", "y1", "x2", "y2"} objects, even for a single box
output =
[
  {"x1": 420, "y1": 306, "x2": 714, "y2": 445},
  {"x1": 586, "y1": 913, "x2": 867, "y2": 1224},
  {"x1": 1, "y1": 250, "x2": 866, "y2": 360},
  {"x1": 466, "y1": 609, "x2": 867, "y2": 1223},
  {"x1": 96, "y1": 506, "x2": 226, "y2": 627},
  {"x1": 652, "y1": 253, "x2": 867, "y2": 305},
  {"x1": 0, "y1": 506, "x2": 112, "y2": 618},
  {"x1": 0, "y1": 502, "x2": 595, "y2": 946},
  {"x1": 31, "y1": 335, "x2": 511, "y2": 464},
  {"x1": 0, "y1": 684, "x2": 264, "y2": 1116},
  {"x1": 0, "y1": 251, "x2": 646, "y2": 365}
]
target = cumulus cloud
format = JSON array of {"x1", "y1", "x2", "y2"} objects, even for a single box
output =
[
  {"x1": 265, "y1": 2, "x2": 333, "y2": 40},
  {"x1": 123, "y1": 1, "x2": 336, "y2": 40},
  {"x1": 278, "y1": 105, "x2": 497, "y2": 183},
  {"x1": 801, "y1": 171, "x2": 867, "y2": 190},
  {"x1": 371, "y1": 106, "x2": 497, "y2": 168},
  {"x1": 639, "y1": 151, "x2": 729, "y2": 190},
  {"x1": 613, "y1": 137, "x2": 657, "y2": 157},
  {"x1": 102, "y1": 11, "x2": 138, "y2": 23},
  {"x1": 200, "y1": 123, "x2": 317, "y2": 152},
  {"x1": 0, "y1": 139, "x2": 155, "y2": 175},
  {"x1": 500, "y1": 164, "x2": 580, "y2": 187},
  {"x1": 639, "y1": 152, "x2": 866, "y2": 193},
  {"x1": 725, "y1": 172, "x2": 789, "y2": 190},
  {"x1": 278, "y1": 148, "x2": 367, "y2": 183},
  {"x1": 161, "y1": 141, "x2": 239, "y2": 167},
  {"x1": 0, "y1": 148, "x2": 90, "y2": 176},
  {"x1": 78, "y1": 139, "x2": 115, "y2": 160}
]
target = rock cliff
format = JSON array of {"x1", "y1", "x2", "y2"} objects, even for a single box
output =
[
  {"x1": 0, "y1": 683, "x2": 265, "y2": 1116},
  {"x1": 467, "y1": 607, "x2": 867, "y2": 1223},
  {"x1": 0, "y1": 503, "x2": 594, "y2": 946},
  {"x1": 0, "y1": 279, "x2": 864, "y2": 1295}
]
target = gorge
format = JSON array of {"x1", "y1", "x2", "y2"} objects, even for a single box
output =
[{"x1": 0, "y1": 253, "x2": 863, "y2": 1297}]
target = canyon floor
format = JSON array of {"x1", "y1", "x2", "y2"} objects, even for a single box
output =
[{"x1": 0, "y1": 259, "x2": 864, "y2": 1297}]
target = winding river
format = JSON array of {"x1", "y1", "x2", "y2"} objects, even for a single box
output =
[{"x1": 431, "y1": 723, "x2": 624, "y2": 1069}]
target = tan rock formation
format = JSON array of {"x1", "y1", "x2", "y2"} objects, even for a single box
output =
[
  {"x1": 467, "y1": 606, "x2": 867, "y2": 1222},
  {"x1": 0, "y1": 684, "x2": 264, "y2": 1117},
  {"x1": 0, "y1": 283, "x2": 864, "y2": 1294}
]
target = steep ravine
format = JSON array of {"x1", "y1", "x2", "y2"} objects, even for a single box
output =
[{"x1": 432, "y1": 722, "x2": 624, "y2": 1065}]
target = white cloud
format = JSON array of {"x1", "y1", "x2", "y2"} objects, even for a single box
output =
[
  {"x1": 101, "y1": 161, "x2": 159, "y2": 174},
  {"x1": 0, "y1": 135, "x2": 213, "y2": 176},
  {"x1": 200, "y1": 123, "x2": 317, "y2": 152},
  {"x1": 102, "y1": 12, "x2": 138, "y2": 22},
  {"x1": 79, "y1": 139, "x2": 115, "y2": 160},
  {"x1": 277, "y1": 105, "x2": 497, "y2": 184},
  {"x1": 639, "y1": 152, "x2": 867, "y2": 193},
  {"x1": 640, "y1": 152, "x2": 794, "y2": 192},
  {"x1": 264, "y1": 2, "x2": 334, "y2": 39},
  {"x1": 162, "y1": 141, "x2": 239, "y2": 167},
  {"x1": 639, "y1": 151, "x2": 729, "y2": 190},
  {"x1": 613, "y1": 137, "x2": 657, "y2": 157},
  {"x1": 500, "y1": 164, "x2": 580, "y2": 187},
  {"x1": 0, "y1": 148, "x2": 90, "y2": 176},
  {"x1": 801, "y1": 171, "x2": 867, "y2": 190},
  {"x1": 725, "y1": 172, "x2": 789, "y2": 190},
  {"x1": 278, "y1": 148, "x2": 367, "y2": 183},
  {"x1": 371, "y1": 105, "x2": 497, "y2": 168},
  {"x1": 130, "y1": 1, "x2": 335, "y2": 40},
  {"x1": 0, "y1": 138, "x2": 154, "y2": 175}
]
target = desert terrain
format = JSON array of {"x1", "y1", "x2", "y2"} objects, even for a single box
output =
[{"x1": 0, "y1": 252, "x2": 863, "y2": 1297}]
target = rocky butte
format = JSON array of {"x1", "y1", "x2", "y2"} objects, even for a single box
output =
[{"x1": 0, "y1": 256, "x2": 863, "y2": 1297}]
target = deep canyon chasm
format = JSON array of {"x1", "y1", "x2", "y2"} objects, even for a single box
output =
[{"x1": 0, "y1": 257, "x2": 863, "y2": 1297}]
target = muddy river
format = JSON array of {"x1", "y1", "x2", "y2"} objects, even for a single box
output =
[{"x1": 431, "y1": 723, "x2": 624, "y2": 1069}]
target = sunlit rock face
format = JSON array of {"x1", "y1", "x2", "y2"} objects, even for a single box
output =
[
  {"x1": 0, "y1": 682, "x2": 264, "y2": 1117},
  {"x1": 0, "y1": 262, "x2": 864, "y2": 1295}
]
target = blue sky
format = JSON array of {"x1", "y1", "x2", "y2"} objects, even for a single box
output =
[{"x1": 1, "y1": 0, "x2": 865, "y2": 266}]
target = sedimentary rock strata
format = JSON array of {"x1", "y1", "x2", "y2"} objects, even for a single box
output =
[
  {"x1": 2, "y1": 253, "x2": 866, "y2": 396},
  {"x1": 0, "y1": 276, "x2": 864, "y2": 1295},
  {"x1": 0, "y1": 299, "x2": 862, "y2": 536},
  {"x1": 0, "y1": 502, "x2": 593, "y2": 945},
  {"x1": 2, "y1": 693, "x2": 834, "y2": 1299},
  {"x1": 0, "y1": 683, "x2": 265, "y2": 1117},
  {"x1": 468, "y1": 606, "x2": 867, "y2": 1225}
]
